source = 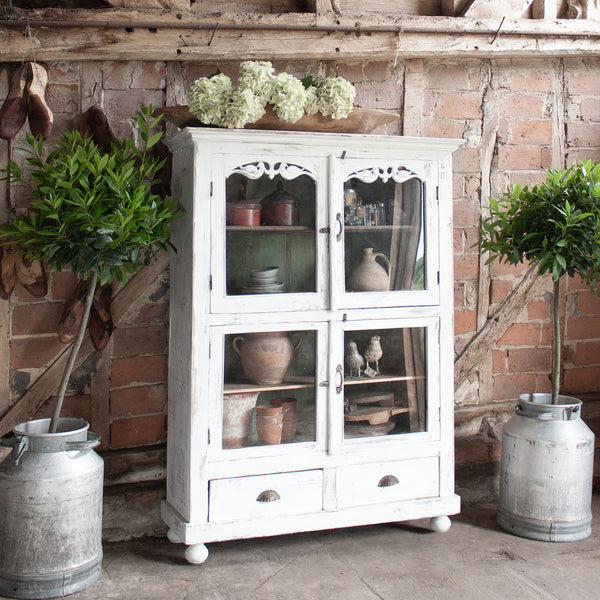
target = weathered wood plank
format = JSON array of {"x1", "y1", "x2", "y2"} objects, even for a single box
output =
[
  {"x1": 464, "y1": 0, "x2": 535, "y2": 18},
  {"x1": 107, "y1": 0, "x2": 190, "y2": 7},
  {"x1": 531, "y1": 0, "x2": 559, "y2": 19},
  {"x1": 0, "y1": 252, "x2": 170, "y2": 436},
  {"x1": 340, "y1": 0, "x2": 440, "y2": 15},
  {"x1": 1, "y1": 12, "x2": 599, "y2": 61},
  {"x1": 454, "y1": 264, "x2": 541, "y2": 391}
]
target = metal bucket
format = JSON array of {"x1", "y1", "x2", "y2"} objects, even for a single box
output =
[
  {"x1": 0, "y1": 418, "x2": 103, "y2": 599},
  {"x1": 497, "y1": 393, "x2": 595, "y2": 542}
]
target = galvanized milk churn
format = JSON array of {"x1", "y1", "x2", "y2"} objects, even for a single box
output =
[
  {"x1": 0, "y1": 417, "x2": 104, "y2": 599},
  {"x1": 497, "y1": 393, "x2": 595, "y2": 542}
]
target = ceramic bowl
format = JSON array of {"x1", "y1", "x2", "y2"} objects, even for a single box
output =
[{"x1": 251, "y1": 266, "x2": 279, "y2": 280}]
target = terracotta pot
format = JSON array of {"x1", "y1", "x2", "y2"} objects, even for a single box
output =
[
  {"x1": 226, "y1": 202, "x2": 261, "y2": 226},
  {"x1": 349, "y1": 248, "x2": 390, "y2": 292},
  {"x1": 233, "y1": 331, "x2": 302, "y2": 385},
  {"x1": 261, "y1": 182, "x2": 299, "y2": 226},
  {"x1": 255, "y1": 405, "x2": 283, "y2": 445},
  {"x1": 270, "y1": 397, "x2": 297, "y2": 443},
  {"x1": 222, "y1": 392, "x2": 259, "y2": 449}
]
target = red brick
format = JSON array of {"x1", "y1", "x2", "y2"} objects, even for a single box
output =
[
  {"x1": 527, "y1": 298, "x2": 550, "y2": 320},
  {"x1": 133, "y1": 302, "x2": 168, "y2": 325},
  {"x1": 363, "y1": 62, "x2": 389, "y2": 81},
  {"x1": 454, "y1": 255, "x2": 479, "y2": 280},
  {"x1": 426, "y1": 64, "x2": 474, "y2": 91},
  {"x1": 435, "y1": 93, "x2": 482, "y2": 120},
  {"x1": 12, "y1": 304, "x2": 64, "y2": 335},
  {"x1": 567, "y1": 122, "x2": 600, "y2": 148},
  {"x1": 334, "y1": 63, "x2": 363, "y2": 82},
  {"x1": 453, "y1": 199, "x2": 480, "y2": 227},
  {"x1": 46, "y1": 84, "x2": 79, "y2": 115},
  {"x1": 491, "y1": 260, "x2": 529, "y2": 278},
  {"x1": 455, "y1": 436, "x2": 490, "y2": 465},
  {"x1": 102, "y1": 61, "x2": 166, "y2": 90},
  {"x1": 14, "y1": 278, "x2": 50, "y2": 302},
  {"x1": 572, "y1": 341, "x2": 600, "y2": 367},
  {"x1": 568, "y1": 274, "x2": 590, "y2": 292},
  {"x1": 490, "y1": 279, "x2": 512, "y2": 304},
  {"x1": 110, "y1": 384, "x2": 167, "y2": 417},
  {"x1": 575, "y1": 290, "x2": 600, "y2": 315},
  {"x1": 512, "y1": 71, "x2": 553, "y2": 93},
  {"x1": 497, "y1": 145, "x2": 543, "y2": 171},
  {"x1": 492, "y1": 349, "x2": 508, "y2": 373},
  {"x1": 454, "y1": 309, "x2": 477, "y2": 334},
  {"x1": 498, "y1": 322, "x2": 541, "y2": 347},
  {"x1": 580, "y1": 97, "x2": 600, "y2": 122},
  {"x1": 51, "y1": 270, "x2": 79, "y2": 301},
  {"x1": 503, "y1": 94, "x2": 545, "y2": 119},
  {"x1": 535, "y1": 373, "x2": 552, "y2": 393},
  {"x1": 354, "y1": 81, "x2": 401, "y2": 110},
  {"x1": 567, "y1": 70, "x2": 599, "y2": 95},
  {"x1": 507, "y1": 347, "x2": 552, "y2": 373},
  {"x1": 510, "y1": 120, "x2": 553, "y2": 145},
  {"x1": 112, "y1": 326, "x2": 168, "y2": 359},
  {"x1": 452, "y1": 147, "x2": 480, "y2": 173},
  {"x1": 34, "y1": 394, "x2": 92, "y2": 423},
  {"x1": 103, "y1": 89, "x2": 164, "y2": 120},
  {"x1": 493, "y1": 373, "x2": 537, "y2": 400},
  {"x1": 563, "y1": 366, "x2": 600, "y2": 394},
  {"x1": 110, "y1": 415, "x2": 166, "y2": 448},
  {"x1": 422, "y1": 120, "x2": 466, "y2": 140},
  {"x1": 11, "y1": 336, "x2": 64, "y2": 369},
  {"x1": 567, "y1": 316, "x2": 600, "y2": 341},
  {"x1": 111, "y1": 355, "x2": 168, "y2": 387}
]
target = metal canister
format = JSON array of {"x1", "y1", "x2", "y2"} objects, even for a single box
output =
[
  {"x1": 0, "y1": 418, "x2": 103, "y2": 599},
  {"x1": 497, "y1": 393, "x2": 595, "y2": 542}
]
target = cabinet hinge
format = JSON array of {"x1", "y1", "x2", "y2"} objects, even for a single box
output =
[
  {"x1": 208, "y1": 429, "x2": 211, "y2": 444},
  {"x1": 436, "y1": 186, "x2": 439, "y2": 203},
  {"x1": 210, "y1": 181, "x2": 213, "y2": 197},
  {"x1": 437, "y1": 271, "x2": 440, "y2": 284},
  {"x1": 319, "y1": 380, "x2": 329, "y2": 387},
  {"x1": 209, "y1": 275, "x2": 213, "y2": 290},
  {"x1": 319, "y1": 227, "x2": 330, "y2": 234}
]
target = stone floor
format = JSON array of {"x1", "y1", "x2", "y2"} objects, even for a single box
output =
[{"x1": 4, "y1": 494, "x2": 599, "y2": 600}]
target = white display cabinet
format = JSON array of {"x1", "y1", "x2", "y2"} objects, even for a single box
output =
[{"x1": 162, "y1": 127, "x2": 461, "y2": 563}]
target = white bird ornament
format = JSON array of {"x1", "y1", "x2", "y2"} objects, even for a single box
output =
[
  {"x1": 345, "y1": 341, "x2": 365, "y2": 378},
  {"x1": 364, "y1": 335, "x2": 383, "y2": 374}
]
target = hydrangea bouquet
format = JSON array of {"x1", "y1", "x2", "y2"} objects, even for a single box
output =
[{"x1": 187, "y1": 62, "x2": 356, "y2": 129}]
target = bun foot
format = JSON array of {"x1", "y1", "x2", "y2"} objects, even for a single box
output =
[{"x1": 185, "y1": 543, "x2": 209, "y2": 564}]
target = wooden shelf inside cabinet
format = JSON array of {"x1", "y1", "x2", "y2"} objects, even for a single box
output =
[
  {"x1": 224, "y1": 376, "x2": 315, "y2": 394},
  {"x1": 227, "y1": 226, "x2": 314, "y2": 234},
  {"x1": 344, "y1": 375, "x2": 426, "y2": 385},
  {"x1": 344, "y1": 225, "x2": 414, "y2": 232}
]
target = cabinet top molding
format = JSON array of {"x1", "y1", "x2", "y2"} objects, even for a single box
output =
[{"x1": 1, "y1": 8, "x2": 599, "y2": 61}]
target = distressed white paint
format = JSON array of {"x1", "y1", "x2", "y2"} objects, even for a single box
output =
[{"x1": 163, "y1": 128, "x2": 461, "y2": 562}]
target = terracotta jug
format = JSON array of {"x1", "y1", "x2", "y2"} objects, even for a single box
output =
[
  {"x1": 349, "y1": 248, "x2": 390, "y2": 292},
  {"x1": 233, "y1": 331, "x2": 302, "y2": 385},
  {"x1": 270, "y1": 397, "x2": 297, "y2": 443},
  {"x1": 255, "y1": 405, "x2": 284, "y2": 445}
]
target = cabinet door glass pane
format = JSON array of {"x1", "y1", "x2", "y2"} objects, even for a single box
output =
[
  {"x1": 344, "y1": 174, "x2": 425, "y2": 293},
  {"x1": 343, "y1": 327, "x2": 426, "y2": 439},
  {"x1": 222, "y1": 329, "x2": 317, "y2": 448},
  {"x1": 225, "y1": 165, "x2": 316, "y2": 296}
]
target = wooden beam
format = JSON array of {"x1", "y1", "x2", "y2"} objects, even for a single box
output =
[
  {"x1": 1, "y1": 9, "x2": 600, "y2": 62},
  {"x1": 464, "y1": 0, "x2": 535, "y2": 18},
  {"x1": 454, "y1": 264, "x2": 542, "y2": 391},
  {"x1": 0, "y1": 252, "x2": 170, "y2": 436},
  {"x1": 531, "y1": 0, "x2": 558, "y2": 19}
]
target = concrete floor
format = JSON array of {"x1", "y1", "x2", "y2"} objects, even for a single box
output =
[{"x1": 7, "y1": 495, "x2": 599, "y2": 600}]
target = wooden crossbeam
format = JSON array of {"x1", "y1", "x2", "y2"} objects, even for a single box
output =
[{"x1": 463, "y1": 0, "x2": 535, "y2": 18}]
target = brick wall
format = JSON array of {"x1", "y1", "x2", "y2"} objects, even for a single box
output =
[{"x1": 1, "y1": 56, "x2": 600, "y2": 461}]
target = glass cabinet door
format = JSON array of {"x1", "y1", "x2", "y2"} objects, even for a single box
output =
[
  {"x1": 330, "y1": 319, "x2": 440, "y2": 446},
  {"x1": 211, "y1": 156, "x2": 329, "y2": 314},
  {"x1": 335, "y1": 160, "x2": 439, "y2": 309},
  {"x1": 212, "y1": 324, "x2": 327, "y2": 453}
]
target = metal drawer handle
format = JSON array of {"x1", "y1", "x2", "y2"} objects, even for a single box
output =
[
  {"x1": 378, "y1": 475, "x2": 399, "y2": 488},
  {"x1": 256, "y1": 490, "x2": 281, "y2": 503}
]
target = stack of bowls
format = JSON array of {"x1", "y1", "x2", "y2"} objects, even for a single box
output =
[{"x1": 242, "y1": 266, "x2": 285, "y2": 294}]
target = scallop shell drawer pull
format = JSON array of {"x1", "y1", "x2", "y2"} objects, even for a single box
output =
[
  {"x1": 256, "y1": 489, "x2": 281, "y2": 502},
  {"x1": 378, "y1": 475, "x2": 399, "y2": 488}
]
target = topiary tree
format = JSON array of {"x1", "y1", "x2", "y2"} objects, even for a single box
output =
[
  {"x1": 479, "y1": 160, "x2": 600, "y2": 404},
  {"x1": 1, "y1": 106, "x2": 182, "y2": 431}
]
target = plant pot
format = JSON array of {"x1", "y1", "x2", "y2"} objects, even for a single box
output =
[
  {"x1": 497, "y1": 393, "x2": 595, "y2": 542},
  {"x1": 270, "y1": 397, "x2": 297, "y2": 443},
  {"x1": 255, "y1": 405, "x2": 284, "y2": 445},
  {"x1": 0, "y1": 417, "x2": 103, "y2": 598},
  {"x1": 222, "y1": 392, "x2": 259, "y2": 448},
  {"x1": 232, "y1": 331, "x2": 302, "y2": 385}
]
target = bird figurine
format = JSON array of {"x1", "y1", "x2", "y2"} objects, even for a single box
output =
[
  {"x1": 364, "y1": 335, "x2": 383, "y2": 375},
  {"x1": 345, "y1": 340, "x2": 365, "y2": 378}
]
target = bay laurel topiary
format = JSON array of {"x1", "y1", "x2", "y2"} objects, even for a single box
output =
[
  {"x1": 479, "y1": 160, "x2": 600, "y2": 403},
  {"x1": 1, "y1": 106, "x2": 182, "y2": 431}
]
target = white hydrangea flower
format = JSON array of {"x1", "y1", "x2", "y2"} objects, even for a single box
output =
[
  {"x1": 270, "y1": 73, "x2": 308, "y2": 123},
  {"x1": 239, "y1": 61, "x2": 275, "y2": 103},
  {"x1": 304, "y1": 85, "x2": 319, "y2": 115},
  {"x1": 221, "y1": 88, "x2": 267, "y2": 129},
  {"x1": 187, "y1": 74, "x2": 233, "y2": 126},
  {"x1": 317, "y1": 76, "x2": 356, "y2": 119}
]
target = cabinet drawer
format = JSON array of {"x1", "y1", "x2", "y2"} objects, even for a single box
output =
[
  {"x1": 209, "y1": 470, "x2": 323, "y2": 523},
  {"x1": 336, "y1": 458, "x2": 439, "y2": 508}
]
